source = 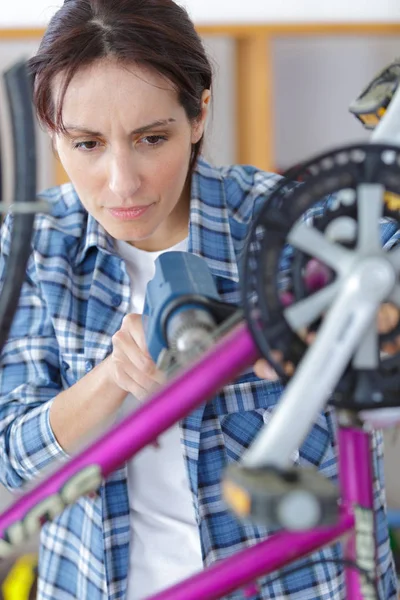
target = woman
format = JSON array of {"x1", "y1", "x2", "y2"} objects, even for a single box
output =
[{"x1": 0, "y1": 0, "x2": 397, "y2": 598}]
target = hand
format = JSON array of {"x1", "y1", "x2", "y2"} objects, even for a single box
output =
[
  {"x1": 253, "y1": 303, "x2": 400, "y2": 381},
  {"x1": 108, "y1": 313, "x2": 166, "y2": 400},
  {"x1": 253, "y1": 350, "x2": 284, "y2": 382},
  {"x1": 301, "y1": 303, "x2": 400, "y2": 355}
]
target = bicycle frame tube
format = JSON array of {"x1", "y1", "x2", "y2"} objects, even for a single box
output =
[
  {"x1": 148, "y1": 509, "x2": 354, "y2": 600},
  {"x1": 338, "y1": 415, "x2": 377, "y2": 600},
  {"x1": 146, "y1": 420, "x2": 378, "y2": 600},
  {"x1": 0, "y1": 321, "x2": 258, "y2": 556}
]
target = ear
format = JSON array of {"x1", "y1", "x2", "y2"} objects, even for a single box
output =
[
  {"x1": 49, "y1": 132, "x2": 59, "y2": 157},
  {"x1": 191, "y1": 89, "x2": 211, "y2": 144}
]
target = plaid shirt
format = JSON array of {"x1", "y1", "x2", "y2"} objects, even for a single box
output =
[{"x1": 0, "y1": 158, "x2": 398, "y2": 600}]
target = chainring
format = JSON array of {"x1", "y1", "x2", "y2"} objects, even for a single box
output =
[{"x1": 242, "y1": 143, "x2": 400, "y2": 409}]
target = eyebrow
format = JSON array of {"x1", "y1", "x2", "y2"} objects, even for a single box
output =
[{"x1": 63, "y1": 118, "x2": 177, "y2": 137}]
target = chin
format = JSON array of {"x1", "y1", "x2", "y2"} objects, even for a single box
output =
[{"x1": 109, "y1": 222, "x2": 146, "y2": 240}]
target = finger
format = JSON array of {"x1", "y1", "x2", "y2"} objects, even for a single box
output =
[
  {"x1": 151, "y1": 369, "x2": 167, "y2": 385},
  {"x1": 113, "y1": 329, "x2": 156, "y2": 375},
  {"x1": 121, "y1": 355, "x2": 162, "y2": 391},
  {"x1": 111, "y1": 336, "x2": 161, "y2": 388},
  {"x1": 377, "y1": 303, "x2": 399, "y2": 334},
  {"x1": 305, "y1": 331, "x2": 317, "y2": 345},
  {"x1": 123, "y1": 313, "x2": 152, "y2": 358},
  {"x1": 381, "y1": 335, "x2": 400, "y2": 356},
  {"x1": 254, "y1": 350, "x2": 284, "y2": 378},
  {"x1": 283, "y1": 361, "x2": 295, "y2": 376},
  {"x1": 254, "y1": 359, "x2": 279, "y2": 381},
  {"x1": 112, "y1": 360, "x2": 148, "y2": 399}
]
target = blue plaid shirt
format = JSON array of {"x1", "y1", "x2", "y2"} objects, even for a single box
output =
[{"x1": 0, "y1": 158, "x2": 397, "y2": 600}]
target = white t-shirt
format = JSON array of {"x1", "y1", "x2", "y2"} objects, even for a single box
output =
[{"x1": 115, "y1": 238, "x2": 203, "y2": 600}]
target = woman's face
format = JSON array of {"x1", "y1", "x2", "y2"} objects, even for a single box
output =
[{"x1": 52, "y1": 58, "x2": 209, "y2": 251}]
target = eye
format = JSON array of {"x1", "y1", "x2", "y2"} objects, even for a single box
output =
[
  {"x1": 141, "y1": 135, "x2": 168, "y2": 146},
  {"x1": 73, "y1": 141, "x2": 99, "y2": 151}
]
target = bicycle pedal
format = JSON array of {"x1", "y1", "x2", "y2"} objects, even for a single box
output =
[
  {"x1": 349, "y1": 58, "x2": 400, "y2": 130},
  {"x1": 222, "y1": 463, "x2": 339, "y2": 530}
]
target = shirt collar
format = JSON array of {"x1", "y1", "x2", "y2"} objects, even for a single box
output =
[
  {"x1": 75, "y1": 157, "x2": 239, "y2": 283},
  {"x1": 74, "y1": 210, "x2": 115, "y2": 265}
]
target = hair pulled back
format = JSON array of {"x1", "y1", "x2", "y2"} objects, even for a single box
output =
[{"x1": 29, "y1": 0, "x2": 213, "y2": 170}]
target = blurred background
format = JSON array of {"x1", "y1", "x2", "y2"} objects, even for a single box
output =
[{"x1": 1, "y1": 0, "x2": 400, "y2": 596}]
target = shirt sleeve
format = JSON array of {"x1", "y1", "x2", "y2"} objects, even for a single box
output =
[{"x1": 0, "y1": 214, "x2": 69, "y2": 492}]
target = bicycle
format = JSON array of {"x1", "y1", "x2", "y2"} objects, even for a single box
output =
[{"x1": 1, "y1": 58, "x2": 400, "y2": 600}]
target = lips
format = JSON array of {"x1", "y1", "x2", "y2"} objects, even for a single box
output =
[{"x1": 107, "y1": 204, "x2": 154, "y2": 221}]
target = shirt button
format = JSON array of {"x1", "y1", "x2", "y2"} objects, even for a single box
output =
[
  {"x1": 111, "y1": 294, "x2": 122, "y2": 307},
  {"x1": 85, "y1": 360, "x2": 94, "y2": 373}
]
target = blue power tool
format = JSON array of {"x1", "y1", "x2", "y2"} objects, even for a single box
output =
[{"x1": 143, "y1": 251, "x2": 239, "y2": 370}]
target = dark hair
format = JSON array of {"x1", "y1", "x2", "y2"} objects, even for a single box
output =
[{"x1": 28, "y1": 0, "x2": 213, "y2": 171}]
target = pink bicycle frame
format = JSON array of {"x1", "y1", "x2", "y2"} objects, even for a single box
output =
[{"x1": 0, "y1": 322, "x2": 376, "y2": 599}]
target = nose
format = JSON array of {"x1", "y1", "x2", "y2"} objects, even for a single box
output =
[{"x1": 108, "y1": 149, "x2": 140, "y2": 201}]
